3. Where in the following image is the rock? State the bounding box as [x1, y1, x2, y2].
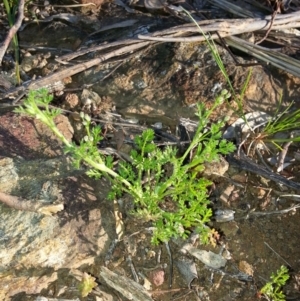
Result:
[149, 269, 165, 287]
[0, 113, 115, 300]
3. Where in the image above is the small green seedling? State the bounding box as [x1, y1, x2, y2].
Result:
[259, 266, 290, 301]
[15, 88, 235, 244]
[242, 97, 300, 157]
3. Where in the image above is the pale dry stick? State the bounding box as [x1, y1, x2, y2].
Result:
[264, 241, 292, 267]
[249, 203, 300, 217]
[164, 242, 173, 288]
[150, 287, 187, 296]
[126, 255, 139, 283]
[19, 44, 72, 54]
[99, 266, 153, 301]
[27, 42, 152, 91]
[138, 10, 300, 40]
[35, 298, 80, 301]
[0, 0, 25, 64]
[170, 11, 300, 33]
[275, 194, 300, 202]
[138, 20, 300, 43]
[172, 290, 194, 301]
[253, 188, 300, 202]
[277, 139, 293, 172]
[279, 194, 300, 198]
[0, 191, 63, 215]
[35, 3, 96, 7]
[52, 13, 300, 62]
[1, 40, 155, 101]
[113, 199, 124, 241]
[58, 39, 149, 62]
[87, 19, 138, 38]
[245, 135, 256, 156]
[137, 7, 300, 76]
[100, 61, 125, 82]
[206, 0, 300, 52]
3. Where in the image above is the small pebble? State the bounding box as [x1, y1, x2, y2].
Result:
[149, 269, 165, 286]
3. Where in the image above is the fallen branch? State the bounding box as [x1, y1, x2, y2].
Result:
[138, 10, 300, 41]
[0, 191, 64, 215]
[249, 203, 300, 216]
[226, 153, 300, 191]
[2, 8, 300, 101]
[1, 40, 155, 101]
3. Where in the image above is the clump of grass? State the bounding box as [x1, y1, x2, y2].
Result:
[261, 100, 300, 146]
[3, 0, 21, 84]
[15, 88, 235, 244]
[242, 96, 300, 156]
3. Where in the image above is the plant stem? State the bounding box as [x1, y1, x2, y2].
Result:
[84, 157, 132, 188]
[48, 119, 134, 190]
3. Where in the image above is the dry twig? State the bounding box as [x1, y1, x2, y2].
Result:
[255, 1, 280, 44]
[0, 191, 63, 215]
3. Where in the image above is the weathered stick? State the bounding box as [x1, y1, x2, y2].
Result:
[1, 40, 154, 101]
[0, 191, 64, 215]
[226, 154, 300, 191]
[100, 266, 153, 301]
[138, 11, 300, 41]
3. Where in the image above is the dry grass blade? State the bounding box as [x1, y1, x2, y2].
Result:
[225, 35, 300, 77]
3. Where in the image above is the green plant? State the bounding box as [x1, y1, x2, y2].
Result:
[242, 96, 300, 156]
[108, 92, 235, 244]
[14, 89, 130, 186]
[182, 8, 300, 153]
[259, 266, 290, 301]
[260, 100, 300, 146]
[15, 88, 235, 244]
[3, 0, 21, 84]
